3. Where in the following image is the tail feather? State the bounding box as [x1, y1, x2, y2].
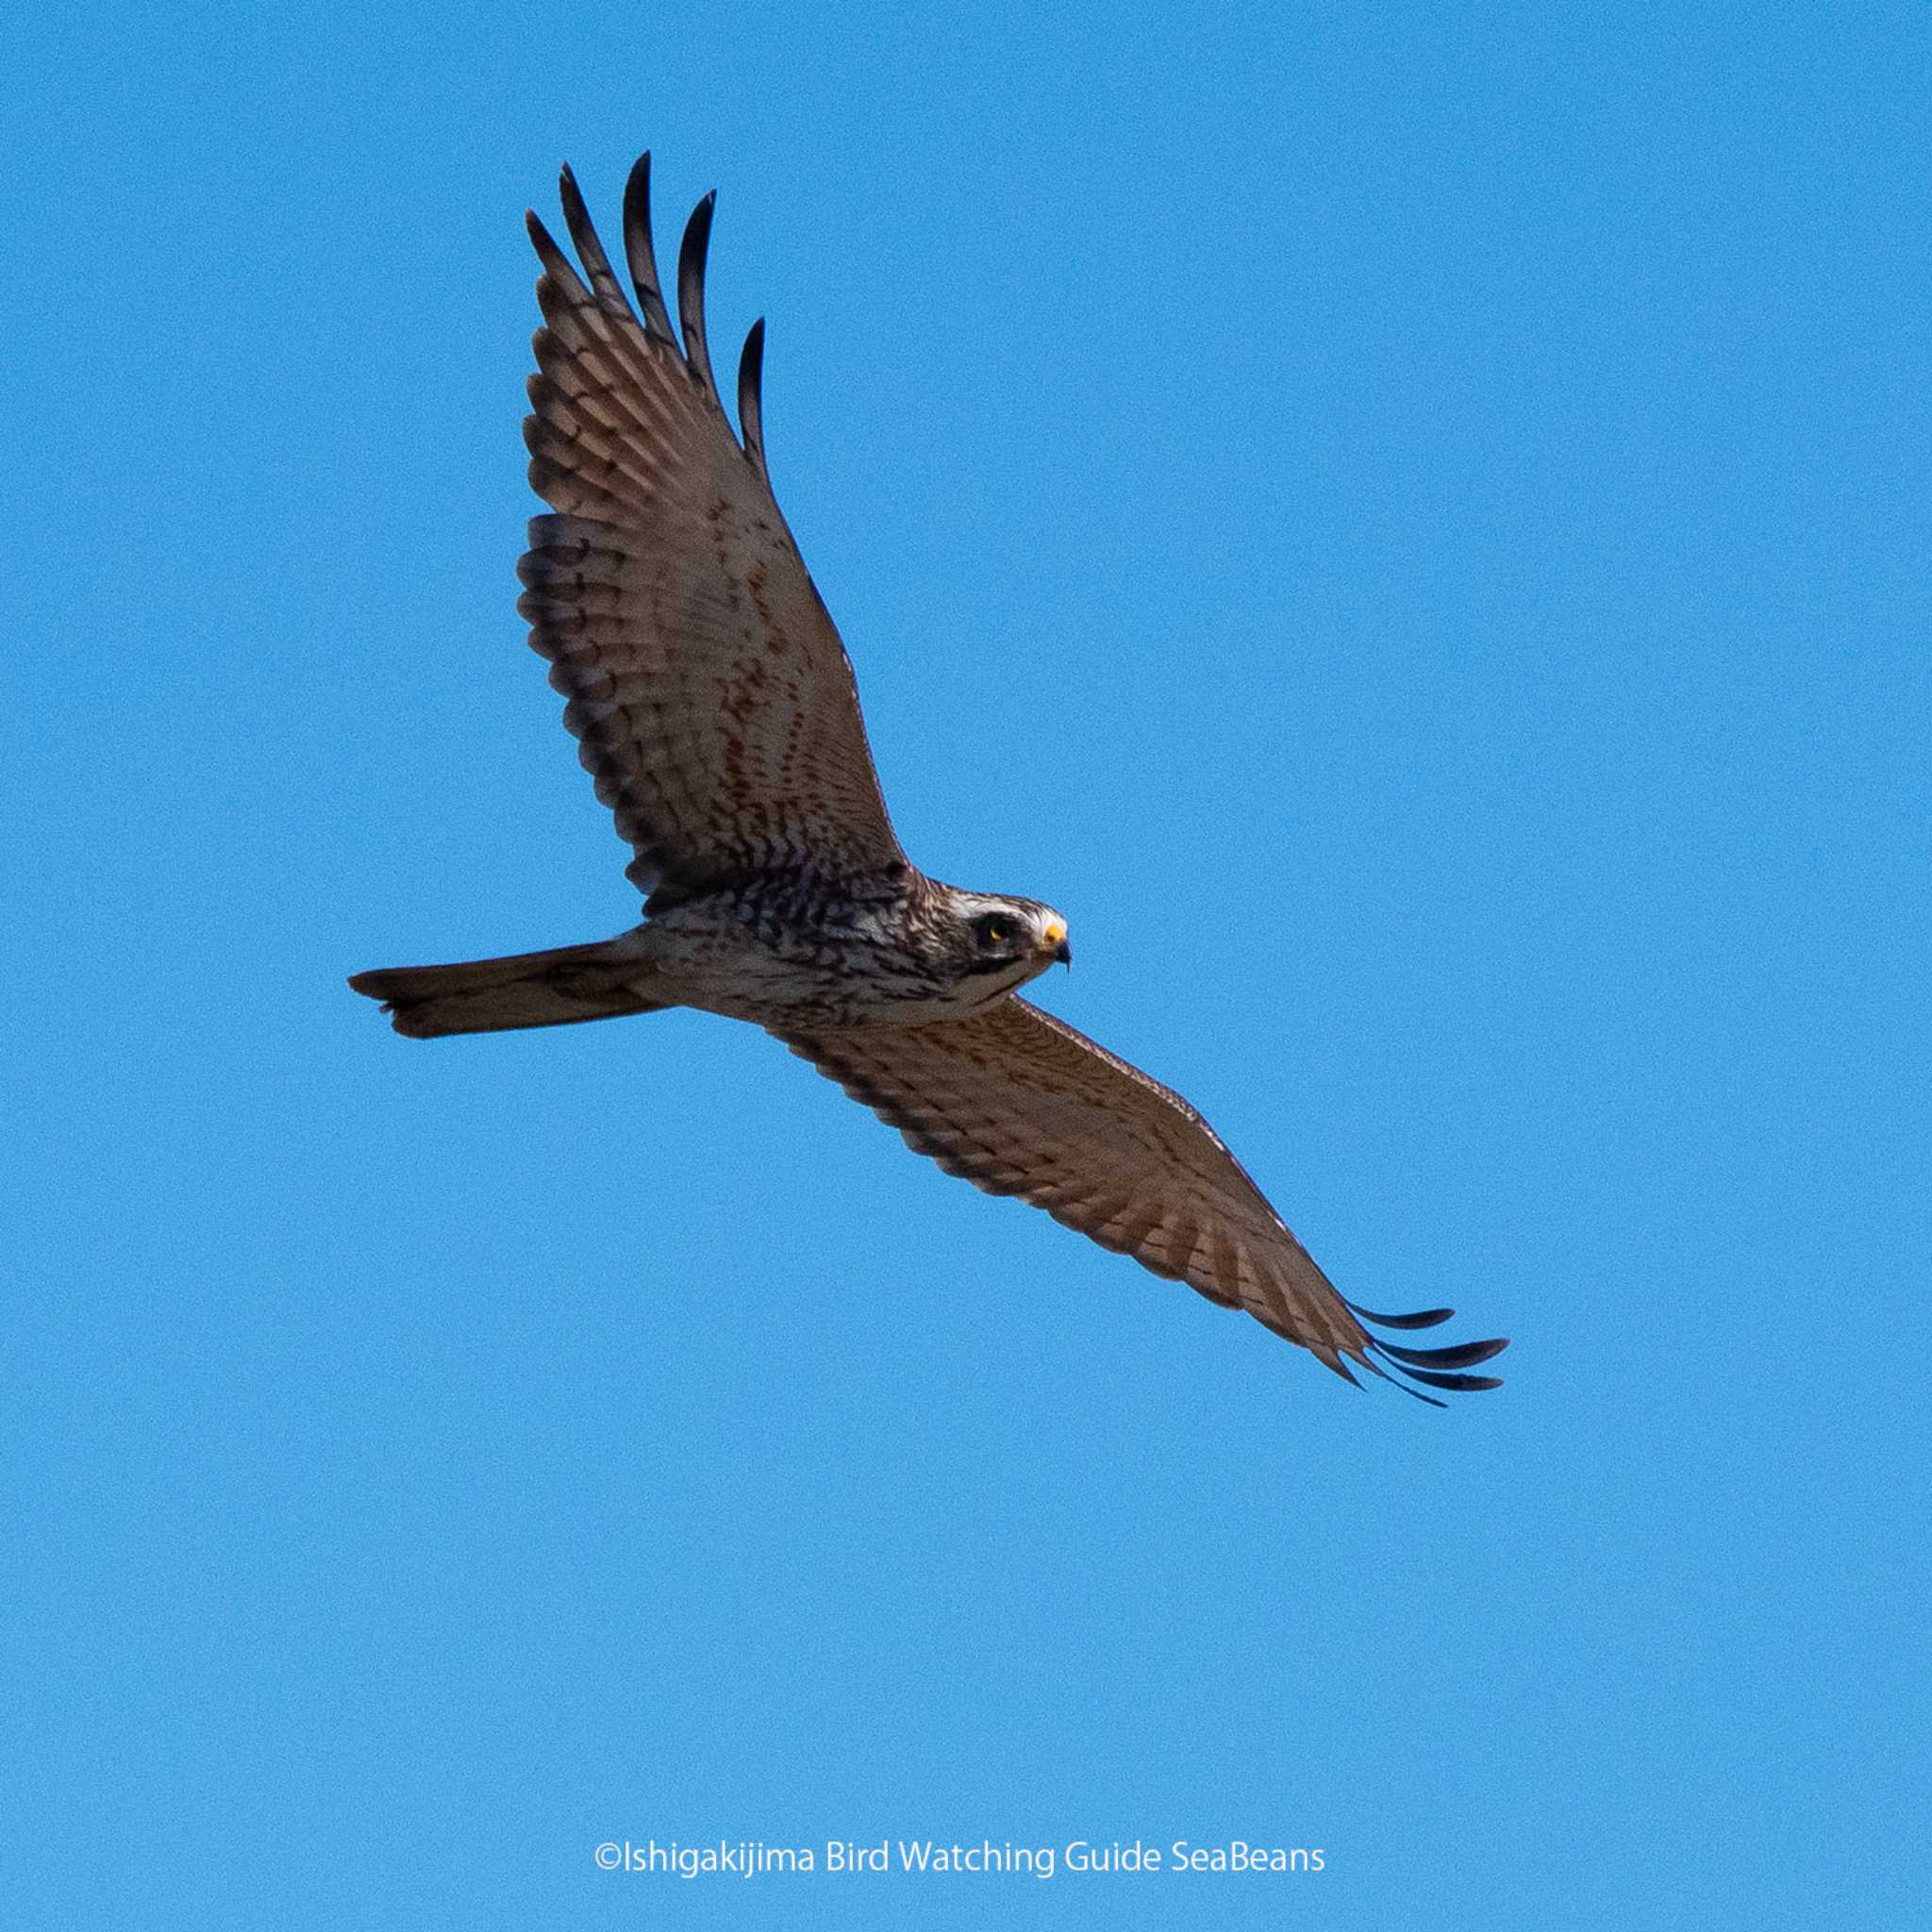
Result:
[348, 937, 665, 1039]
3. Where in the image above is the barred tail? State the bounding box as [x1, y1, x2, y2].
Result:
[348, 937, 666, 1040]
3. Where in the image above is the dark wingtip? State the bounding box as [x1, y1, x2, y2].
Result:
[738, 317, 768, 477]
[620, 150, 675, 340]
[1347, 1302, 1509, 1403]
[1356, 1353, 1450, 1407]
[1347, 1300, 1456, 1330]
[1378, 1336, 1510, 1372]
[1387, 1362, 1506, 1394]
[677, 191, 719, 396]
[525, 208, 586, 304]
[1368, 1339, 1507, 1398]
[556, 162, 634, 314]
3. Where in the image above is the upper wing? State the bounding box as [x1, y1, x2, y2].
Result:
[515, 156, 908, 901]
[779, 999, 1507, 1403]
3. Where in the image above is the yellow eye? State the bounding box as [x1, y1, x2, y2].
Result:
[975, 915, 1011, 947]
[986, 921, 1008, 943]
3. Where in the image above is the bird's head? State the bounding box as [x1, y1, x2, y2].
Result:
[939, 890, 1073, 994]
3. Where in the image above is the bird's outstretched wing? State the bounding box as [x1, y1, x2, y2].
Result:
[517, 157, 907, 901]
[779, 1000, 1507, 1402]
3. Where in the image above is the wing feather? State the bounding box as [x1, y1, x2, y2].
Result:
[620, 153, 678, 341]
[518, 158, 906, 898]
[780, 998, 1507, 1399]
[675, 192, 719, 396]
[737, 318, 769, 483]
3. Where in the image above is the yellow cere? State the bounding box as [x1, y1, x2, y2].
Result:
[1043, 917, 1067, 946]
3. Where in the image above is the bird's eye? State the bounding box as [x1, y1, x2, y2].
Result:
[975, 915, 1012, 947]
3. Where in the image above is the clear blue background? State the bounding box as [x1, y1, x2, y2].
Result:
[7, 4, 1926, 1926]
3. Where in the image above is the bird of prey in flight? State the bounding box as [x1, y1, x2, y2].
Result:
[349, 152, 1507, 1406]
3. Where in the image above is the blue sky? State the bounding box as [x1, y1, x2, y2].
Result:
[6, 4, 1926, 1926]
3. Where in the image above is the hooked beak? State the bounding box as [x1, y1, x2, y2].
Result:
[1053, 937, 1073, 968]
[1041, 916, 1072, 969]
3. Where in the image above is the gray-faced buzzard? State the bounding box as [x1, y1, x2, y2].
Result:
[350, 154, 1507, 1405]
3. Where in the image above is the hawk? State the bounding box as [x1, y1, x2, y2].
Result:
[350, 153, 1507, 1406]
